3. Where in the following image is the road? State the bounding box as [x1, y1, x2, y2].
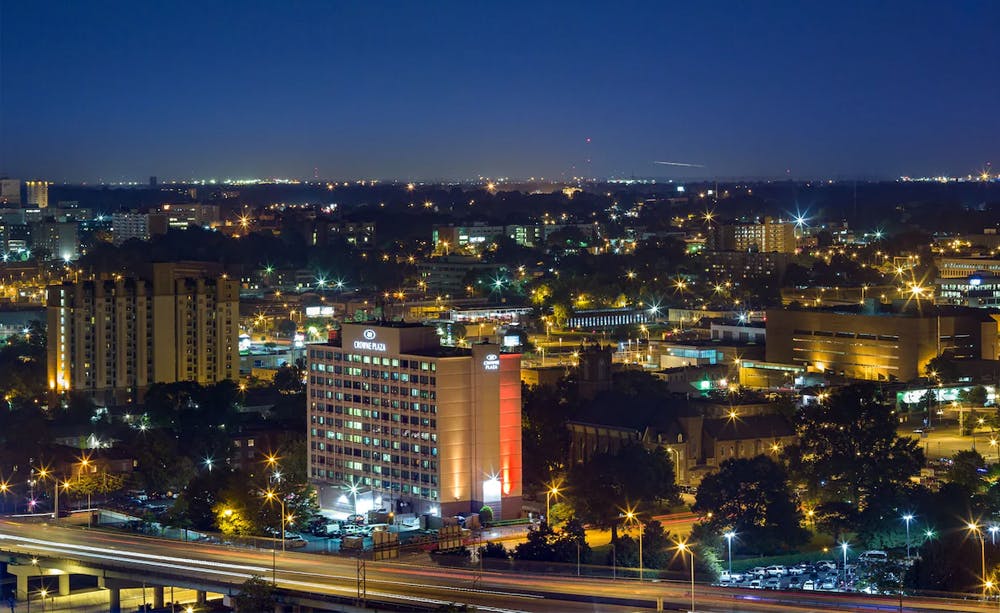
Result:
[1, 519, 996, 613]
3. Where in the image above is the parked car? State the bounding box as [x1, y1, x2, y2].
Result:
[816, 560, 837, 572]
[764, 565, 787, 577]
[719, 571, 745, 583]
[748, 579, 762, 589]
[788, 565, 806, 576]
[763, 577, 782, 590]
[802, 579, 816, 591]
[859, 550, 888, 564]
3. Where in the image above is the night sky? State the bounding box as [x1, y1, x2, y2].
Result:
[1, 1, 997, 182]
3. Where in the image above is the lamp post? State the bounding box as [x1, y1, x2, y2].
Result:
[990, 525, 999, 546]
[78, 455, 92, 527]
[34, 467, 55, 518]
[677, 540, 695, 613]
[723, 531, 735, 575]
[902, 514, 914, 560]
[986, 580, 1000, 613]
[0, 479, 9, 514]
[624, 509, 644, 582]
[545, 482, 560, 522]
[840, 542, 849, 589]
[991, 437, 1000, 463]
[264, 489, 286, 553]
[968, 522, 987, 599]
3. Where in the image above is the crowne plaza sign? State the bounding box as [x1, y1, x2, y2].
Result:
[353, 328, 387, 352]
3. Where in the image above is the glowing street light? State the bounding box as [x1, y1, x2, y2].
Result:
[902, 513, 914, 559]
[968, 522, 987, 598]
[840, 541, 849, 588]
[623, 506, 644, 582]
[264, 489, 286, 553]
[545, 481, 561, 521]
[723, 530, 736, 575]
[676, 539, 696, 613]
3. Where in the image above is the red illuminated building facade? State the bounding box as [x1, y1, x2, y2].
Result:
[306, 322, 522, 519]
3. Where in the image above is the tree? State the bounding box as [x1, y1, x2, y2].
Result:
[273, 364, 305, 395]
[276, 319, 298, 338]
[565, 444, 678, 542]
[175, 468, 232, 530]
[73, 471, 125, 499]
[479, 541, 509, 560]
[607, 535, 639, 568]
[213, 500, 255, 536]
[787, 384, 924, 512]
[512, 522, 557, 562]
[946, 449, 986, 494]
[232, 576, 275, 612]
[959, 385, 988, 408]
[639, 520, 672, 569]
[479, 505, 494, 526]
[511, 518, 591, 564]
[551, 517, 591, 564]
[925, 354, 959, 383]
[551, 302, 572, 329]
[694, 456, 809, 554]
[813, 500, 857, 543]
[521, 380, 576, 491]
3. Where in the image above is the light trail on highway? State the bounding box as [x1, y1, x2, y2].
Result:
[2, 519, 996, 613]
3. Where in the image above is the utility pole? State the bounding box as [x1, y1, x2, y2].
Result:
[356, 558, 366, 606]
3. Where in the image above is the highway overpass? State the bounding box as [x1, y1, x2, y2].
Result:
[0, 518, 996, 613]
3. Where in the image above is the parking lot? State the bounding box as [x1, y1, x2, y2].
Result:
[717, 553, 897, 594]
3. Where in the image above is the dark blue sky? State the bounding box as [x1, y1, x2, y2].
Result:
[1, 1, 997, 182]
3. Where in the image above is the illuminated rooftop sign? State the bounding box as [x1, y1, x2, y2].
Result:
[353, 328, 387, 352]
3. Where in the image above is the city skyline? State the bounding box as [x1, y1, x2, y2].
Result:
[2, 1, 998, 182]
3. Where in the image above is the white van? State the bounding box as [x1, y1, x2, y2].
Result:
[859, 550, 888, 563]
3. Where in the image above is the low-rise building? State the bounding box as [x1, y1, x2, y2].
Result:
[766, 302, 1000, 382]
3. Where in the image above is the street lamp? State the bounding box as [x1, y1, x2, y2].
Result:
[264, 489, 286, 553]
[968, 522, 987, 599]
[723, 530, 736, 575]
[840, 541, 849, 589]
[624, 507, 644, 582]
[77, 454, 93, 526]
[902, 514, 914, 560]
[676, 540, 696, 613]
[990, 525, 1000, 546]
[545, 481, 561, 522]
[0, 479, 9, 513]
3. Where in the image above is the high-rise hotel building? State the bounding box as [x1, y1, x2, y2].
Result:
[47, 262, 239, 404]
[307, 322, 522, 519]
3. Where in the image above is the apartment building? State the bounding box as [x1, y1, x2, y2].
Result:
[47, 262, 239, 404]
